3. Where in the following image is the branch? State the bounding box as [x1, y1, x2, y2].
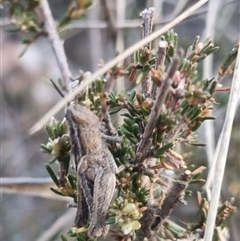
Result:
[40, 0, 72, 91]
[203, 45, 240, 241]
[0, 177, 70, 201]
[140, 7, 155, 97]
[136, 57, 179, 163]
[140, 7, 155, 50]
[100, 93, 118, 136]
[201, 0, 221, 175]
[136, 170, 192, 240]
[30, 0, 209, 134]
[101, 0, 117, 42]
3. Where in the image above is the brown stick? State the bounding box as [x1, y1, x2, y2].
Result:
[136, 57, 179, 163]
[136, 170, 192, 240]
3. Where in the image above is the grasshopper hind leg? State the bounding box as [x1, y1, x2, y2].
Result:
[88, 170, 116, 238]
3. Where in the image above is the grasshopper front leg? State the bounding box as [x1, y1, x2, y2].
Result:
[88, 169, 116, 238]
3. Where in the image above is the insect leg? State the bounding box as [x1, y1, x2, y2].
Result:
[88, 170, 116, 238]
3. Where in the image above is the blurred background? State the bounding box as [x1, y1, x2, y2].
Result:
[1, 0, 239, 240]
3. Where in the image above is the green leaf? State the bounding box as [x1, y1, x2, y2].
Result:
[50, 187, 64, 196]
[61, 234, 68, 241]
[40, 144, 52, 153]
[209, 80, 217, 95]
[109, 106, 121, 115]
[188, 142, 206, 147]
[62, 156, 70, 175]
[128, 90, 136, 102]
[105, 216, 117, 224]
[192, 35, 200, 49]
[181, 103, 190, 116]
[202, 116, 216, 121]
[155, 143, 174, 158]
[190, 179, 205, 184]
[191, 121, 202, 131]
[123, 118, 135, 127]
[45, 164, 60, 186]
[187, 106, 201, 120]
[45, 125, 54, 138]
[68, 174, 76, 190]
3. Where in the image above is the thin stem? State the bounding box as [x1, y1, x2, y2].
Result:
[136, 57, 179, 163]
[101, 0, 117, 42]
[49, 79, 65, 98]
[203, 45, 240, 241]
[100, 93, 118, 136]
[0, 177, 68, 200]
[136, 170, 192, 240]
[40, 0, 72, 91]
[140, 8, 155, 50]
[202, 0, 220, 176]
[140, 7, 155, 97]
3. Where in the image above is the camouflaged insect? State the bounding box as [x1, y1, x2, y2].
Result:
[66, 103, 118, 239]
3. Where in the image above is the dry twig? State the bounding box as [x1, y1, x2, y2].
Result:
[140, 7, 155, 97]
[136, 170, 192, 240]
[0, 177, 70, 201]
[203, 45, 240, 241]
[40, 0, 72, 91]
[136, 58, 179, 163]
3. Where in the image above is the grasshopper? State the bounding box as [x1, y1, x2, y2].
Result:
[67, 103, 119, 239]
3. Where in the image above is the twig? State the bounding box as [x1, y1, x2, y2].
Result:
[140, 8, 155, 50]
[30, 0, 210, 134]
[49, 79, 65, 98]
[0, 177, 70, 201]
[136, 58, 179, 163]
[100, 93, 118, 136]
[40, 0, 72, 91]
[201, 0, 222, 171]
[103, 111, 117, 136]
[101, 0, 117, 42]
[114, 0, 126, 126]
[88, 2, 103, 71]
[140, 7, 155, 97]
[203, 45, 240, 241]
[136, 170, 192, 240]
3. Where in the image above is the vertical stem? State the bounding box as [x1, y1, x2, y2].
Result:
[88, 2, 103, 71]
[203, 46, 240, 241]
[140, 7, 155, 50]
[202, 0, 220, 183]
[40, 0, 72, 91]
[140, 7, 155, 97]
[136, 58, 179, 162]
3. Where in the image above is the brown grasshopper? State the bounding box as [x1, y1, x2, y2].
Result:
[66, 103, 119, 239]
